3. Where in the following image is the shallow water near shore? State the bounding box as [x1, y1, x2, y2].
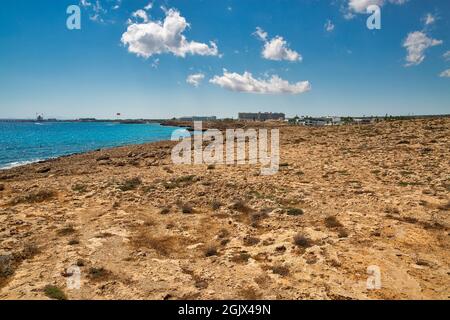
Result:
[0, 121, 181, 169]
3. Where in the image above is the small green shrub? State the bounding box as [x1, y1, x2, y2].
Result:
[286, 208, 304, 216]
[44, 285, 67, 300]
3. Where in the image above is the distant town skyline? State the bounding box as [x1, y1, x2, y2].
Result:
[0, 0, 449, 119]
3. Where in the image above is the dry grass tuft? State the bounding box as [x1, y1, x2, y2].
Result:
[271, 265, 290, 277]
[250, 210, 269, 223]
[57, 225, 76, 236]
[293, 233, 312, 248]
[164, 175, 197, 189]
[230, 252, 251, 264]
[211, 201, 222, 211]
[204, 245, 218, 257]
[1, 244, 39, 287]
[68, 239, 79, 245]
[338, 229, 349, 238]
[88, 267, 111, 281]
[181, 203, 194, 214]
[160, 207, 171, 215]
[131, 231, 192, 258]
[76, 259, 85, 267]
[10, 189, 56, 205]
[118, 177, 142, 191]
[71, 183, 87, 193]
[231, 200, 253, 214]
[243, 236, 260, 246]
[0, 255, 13, 278]
[324, 216, 343, 229]
[238, 287, 262, 300]
[217, 229, 230, 239]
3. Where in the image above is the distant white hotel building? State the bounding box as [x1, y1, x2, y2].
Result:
[294, 116, 342, 126]
[238, 112, 286, 121]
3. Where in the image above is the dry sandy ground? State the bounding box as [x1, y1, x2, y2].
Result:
[0, 118, 449, 300]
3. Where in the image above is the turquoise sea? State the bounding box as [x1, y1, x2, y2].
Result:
[0, 121, 182, 169]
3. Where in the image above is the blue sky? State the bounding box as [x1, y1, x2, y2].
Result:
[0, 0, 449, 119]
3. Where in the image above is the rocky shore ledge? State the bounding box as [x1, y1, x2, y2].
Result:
[0, 118, 448, 299]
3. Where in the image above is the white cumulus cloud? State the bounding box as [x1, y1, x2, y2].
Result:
[254, 27, 302, 62]
[346, 0, 408, 16]
[112, 0, 122, 10]
[254, 27, 268, 41]
[348, 0, 383, 13]
[132, 9, 148, 22]
[210, 70, 311, 95]
[186, 73, 205, 87]
[443, 51, 450, 61]
[324, 20, 335, 32]
[144, 2, 153, 10]
[439, 69, 450, 78]
[121, 8, 219, 59]
[80, 0, 92, 7]
[80, 0, 109, 23]
[423, 13, 436, 26]
[403, 31, 442, 66]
